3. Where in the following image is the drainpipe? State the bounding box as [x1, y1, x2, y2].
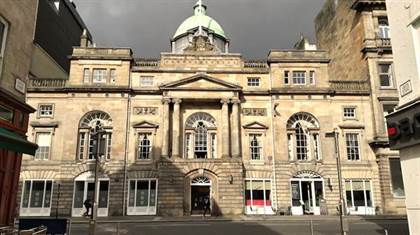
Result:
[122, 67, 132, 216]
[269, 66, 278, 212]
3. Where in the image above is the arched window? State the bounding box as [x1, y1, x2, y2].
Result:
[185, 112, 217, 159]
[77, 111, 112, 160]
[287, 113, 321, 161]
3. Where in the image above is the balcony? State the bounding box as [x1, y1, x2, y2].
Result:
[376, 37, 392, 48]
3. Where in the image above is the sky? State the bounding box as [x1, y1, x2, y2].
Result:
[72, 0, 326, 59]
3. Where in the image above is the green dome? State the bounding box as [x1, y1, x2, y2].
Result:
[173, 1, 226, 39]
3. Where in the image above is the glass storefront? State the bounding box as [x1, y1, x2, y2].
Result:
[245, 179, 274, 215]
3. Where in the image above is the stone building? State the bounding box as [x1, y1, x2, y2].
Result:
[385, 0, 420, 233]
[315, 0, 405, 214]
[0, 0, 38, 227]
[21, 0, 395, 217]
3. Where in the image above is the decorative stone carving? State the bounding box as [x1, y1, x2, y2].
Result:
[184, 35, 215, 52]
[134, 107, 158, 115]
[242, 108, 267, 116]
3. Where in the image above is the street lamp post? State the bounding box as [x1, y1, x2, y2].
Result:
[325, 129, 347, 235]
[89, 121, 105, 235]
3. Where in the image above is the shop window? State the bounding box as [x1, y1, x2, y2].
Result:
[389, 158, 405, 197]
[345, 179, 374, 215]
[20, 180, 53, 216]
[245, 179, 273, 214]
[127, 179, 157, 215]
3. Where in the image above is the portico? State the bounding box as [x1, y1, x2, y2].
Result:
[159, 74, 242, 159]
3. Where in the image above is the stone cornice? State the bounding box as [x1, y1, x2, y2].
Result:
[351, 0, 386, 11]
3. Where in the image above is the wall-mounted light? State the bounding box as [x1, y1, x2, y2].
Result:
[328, 178, 333, 191]
[229, 175, 234, 184]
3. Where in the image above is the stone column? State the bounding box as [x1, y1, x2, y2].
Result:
[231, 99, 241, 158]
[172, 98, 182, 158]
[221, 99, 230, 158]
[161, 98, 171, 158]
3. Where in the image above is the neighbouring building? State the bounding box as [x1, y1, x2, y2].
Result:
[385, 0, 420, 234]
[20, 0, 394, 218]
[315, 0, 406, 215]
[16, 0, 92, 219]
[0, 0, 38, 227]
[30, 0, 92, 80]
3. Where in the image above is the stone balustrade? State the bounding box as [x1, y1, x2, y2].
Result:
[28, 79, 67, 88]
[329, 80, 370, 91]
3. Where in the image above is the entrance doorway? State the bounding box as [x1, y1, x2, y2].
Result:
[72, 172, 109, 217]
[291, 176, 324, 215]
[190, 176, 211, 215]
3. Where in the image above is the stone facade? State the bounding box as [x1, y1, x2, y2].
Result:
[315, 0, 405, 214]
[0, 0, 37, 227]
[18, 0, 401, 218]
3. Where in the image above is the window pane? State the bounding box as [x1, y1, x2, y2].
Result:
[92, 69, 107, 83]
[296, 124, 308, 160]
[128, 181, 135, 207]
[291, 181, 301, 206]
[293, 71, 306, 84]
[136, 181, 148, 207]
[35, 132, 51, 160]
[389, 158, 405, 196]
[44, 181, 52, 207]
[73, 181, 84, 208]
[30, 181, 45, 208]
[346, 190, 353, 207]
[22, 181, 31, 208]
[150, 180, 156, 207]
[98, 181, 109, 208]
[353, 190, 365, 207]
[380, 75, 391, 87]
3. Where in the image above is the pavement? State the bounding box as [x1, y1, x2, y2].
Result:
[68, 214, 407, 224]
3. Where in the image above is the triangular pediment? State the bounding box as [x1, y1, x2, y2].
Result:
[243, 121, 269, 130]
[160, 73, 242, 91]
[132, 121, 159, 129]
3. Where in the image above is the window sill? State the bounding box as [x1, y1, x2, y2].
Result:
[250, 160, 265, 165]
[135, 159, 153, 164]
